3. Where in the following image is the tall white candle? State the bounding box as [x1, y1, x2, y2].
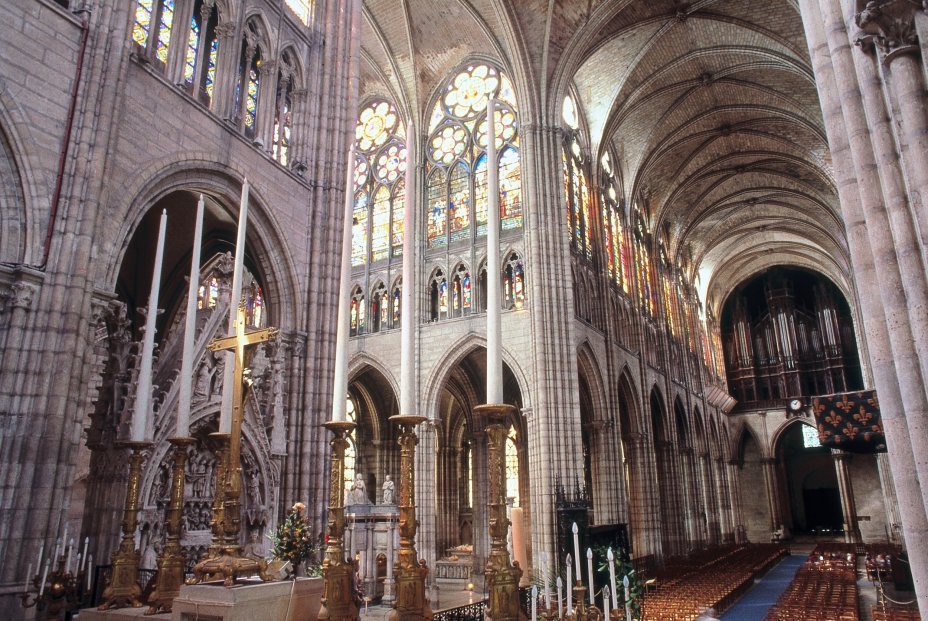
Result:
[566, 555, 573, 614]
[331, 148, 355, 422]
[87, 554, 93, 590]
[571, 523, 581, 579]
[542, 551, 552, 609]
[607, 547, 618, 611]
[587, 548, 595, 605]
[220, 180, 249, 433]
[25, 562, 32, 589]
[604, 586, 610, 619]
[531, 585, 537, 621]
[400, 124, 416, 416]
[53, 538, 61, 565]
[623, 574, 631, 621]
[80, 537, 89, 572]
[177, 194, 205, 436]
[556, 575, 563, 619]
[35, 542, 44, 576]
[39, 560, 49, 597]
[66, 538, 73, 574]
[485, 97, 503, 404]
[132, 209, 168, 442]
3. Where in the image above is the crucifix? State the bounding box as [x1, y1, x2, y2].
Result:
[191, 304, 277, 586]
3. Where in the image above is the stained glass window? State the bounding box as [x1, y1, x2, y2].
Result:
[634, 212, 655, 316]
[196, 265, 266, 325]
[380, 290, 389, 327]
[601, 151, 629, 293]
[184, 13, 199, 83]
[204, 36, 218, 100]
[505, 429, 519, 505]
[344, 396, 357, 491]
[156, 0, 174, 64]
[351, 193, 368, 266]
[439, 280, 449, 316]
[371, 186, 390, 262]
[391, 179, 405, 257]
[802, 424, 821, 448]
[563, 95, 597, 261]
[244, 67, 259, 134]
[430, 271, 447, 321]
[451, 265, 471, 317]
[392, 283, 401, 325]
[449, 164, 470, 243]
[504, 253, 526, 310]
[427, 169, 448, 248]
[133, 0, 154, 48]
[197, 277, 219, 309]
[284, 0, 312, 25]
[350, 288, 365, 335]
[424, 62, 521, 292]
[351, 99, 406, 272]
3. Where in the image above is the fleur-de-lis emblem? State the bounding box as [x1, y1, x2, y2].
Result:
[854, 406, 873, 426]
[835, 395, 855, 413]
[818, 424, 832, 439]
[843, 421, 859, 440]
[812, 398, 826, 416]
[825, 409, 843, 426]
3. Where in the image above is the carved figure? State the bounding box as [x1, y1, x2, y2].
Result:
[349, 473, 370, 505]
[382, 475, 395, 504]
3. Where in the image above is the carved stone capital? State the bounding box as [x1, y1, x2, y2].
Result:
[855, 0, 920, 60]
[215, 21, 237, 40]
[10, 281, 37, 309]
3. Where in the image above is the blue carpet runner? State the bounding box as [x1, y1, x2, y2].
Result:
[719, 554, 806, 621]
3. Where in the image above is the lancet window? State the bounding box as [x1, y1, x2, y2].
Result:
[601, 151, 629, 293]
[429, 270, 449, 322]
[351, 100, 407, 267]
[272, 50, 298, 166]
[183, 1, 219, 105]
[350, 287, 365, 336]
[132, 0, 176, 66]
[344, 395, 358, 491]
[451, 265, 472, 318]
[562, 96, 594, 261]
[505, 427, 520, 506]
[633, 208, 656, 317]
[503, 253, 525, 310]
[196, 264, 267, 328]
[370, 282, 388, 333]
[392, 280, 402, 326]
[235, 23, 263, 138]
[660, 243, 681, 339]
[425, 63, 522, 251]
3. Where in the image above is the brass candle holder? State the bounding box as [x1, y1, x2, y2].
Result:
[562, 583, 605, 621]
[21, 555, 88, 620]
[318, 420, 361, 621]
[388, 414, 432, 621]
[99, 440, 151, 609]
[475, 403, 526, 621]
[146, 436, 195, 614]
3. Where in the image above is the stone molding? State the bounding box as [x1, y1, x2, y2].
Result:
[856, 0, 921, 61]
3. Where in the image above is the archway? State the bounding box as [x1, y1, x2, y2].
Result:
[345, 363, 400, 503]
[775, 421, 842, 536]
[433, 347, 527, 578]
[650, 388, 683, 556]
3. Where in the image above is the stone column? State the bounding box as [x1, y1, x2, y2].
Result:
[877, 453, 903, 543]
[832, 451, 861, 543]
[701, 453, 720, 544]
[727, 460, 746, 544]
[760, 458, 783, 537]
[623, 434, 661, 558]
[210, 20, 239, 119]
[256, 60, 279, 151]
[166, 0, 194, 83]
[798, 2, 928, 613]
[471, 429, 489, 580]
[289, 88, 310, 169]
[715, 457, 733, 543]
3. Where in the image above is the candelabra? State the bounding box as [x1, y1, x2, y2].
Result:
[318, 420, 361, 621]
[146, 436, 195, 614]
[21, 555, 90, 620]
[476, 403, 526, 621]
[388, 414, 432, 621]
[99, 440, 150, 609]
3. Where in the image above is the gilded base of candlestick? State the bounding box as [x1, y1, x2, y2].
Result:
[191, 552, 273, 587]
[388, 415, 433, 621]
[475, 403, 526, 621]
[563, 584, 604, 621]
[146, 437, 195, 614]
[319, 420, 361, 621]
[100, 441, 151, 610]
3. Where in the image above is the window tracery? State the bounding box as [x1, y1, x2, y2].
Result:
[196, 265, 267, 328]
[451, 264, 472, 318]
[371, 282, 387, 333]
[426, 63, 522, 250]
[600, 151, 630, 294]
[503, 253, 525, 310]
[632, 207, 656, 317]
[351, 99, 406, 267]
[350, 287, 365, 336]
[429, 270, 448, 322]
[562, 95, 593, 260]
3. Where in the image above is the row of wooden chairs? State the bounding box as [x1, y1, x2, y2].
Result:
[764, 549, 859, 621]
[640, 544, 787, 621]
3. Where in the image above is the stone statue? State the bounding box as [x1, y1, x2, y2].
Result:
[382, 475, 395, 504]
[243, 530, 264, 559]
[349, 473, 370, 505]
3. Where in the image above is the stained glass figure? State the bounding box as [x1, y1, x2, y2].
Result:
[499, 147, 522, 230]
[381, 290, 389, 328]
[505, 429, 519, 505]
[184, 13, 199, 83]
[352, 193, 368, 266]
[204, 37, 218, 100]
[244, 67, 259, 134]
[427, 168, 448, 248]
[463, 274, 472, 310]
[439, 280, 449, 316]
[475, 155, 488, 236]
[449, 164, 471, 243]
[391, 179, 405, 257]
[392, 284, 401, 325]
[371, 186, 390, 262]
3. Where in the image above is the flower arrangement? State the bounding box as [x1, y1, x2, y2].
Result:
[270, 502, 321, 576]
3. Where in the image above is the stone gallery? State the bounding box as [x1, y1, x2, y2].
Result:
[1, 0, 928, 619]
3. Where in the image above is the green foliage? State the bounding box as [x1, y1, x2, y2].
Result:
[592, 544, 644, 620]
[270, 502, 322, 576]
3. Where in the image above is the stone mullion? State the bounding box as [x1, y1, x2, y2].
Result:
[832, 451, 861, 543]
[821, 0, 928, 525]
[289, 88, 309, 166]
[255, 61, 279, 151]
[714, 457, 732, 543]
[701, 453, 720, 544]
[799, 4, 928, 611]
[519, 121, 583, 571]
[165, 0, 194, 84]
[759, 458, 782, 536]
[727, 460, 746, 543]
[686, 448, 704, 548]
[0, 0, 135, 598]
[210, 20, 240, 119]
[624, 435, 659, 558]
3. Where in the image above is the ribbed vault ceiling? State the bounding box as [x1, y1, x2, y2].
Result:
[359, 0, 850, 316]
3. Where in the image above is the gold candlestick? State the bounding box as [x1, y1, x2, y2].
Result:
[318, 420, 361, 621]
[388, 414, 432, 621]
[99, 441, 150, 609]
[21, 555, 84, 621]
[475, 404, 526, 621]
[146, 436, 195, 614]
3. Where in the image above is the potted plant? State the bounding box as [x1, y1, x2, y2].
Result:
[270, 502, 321, 578]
